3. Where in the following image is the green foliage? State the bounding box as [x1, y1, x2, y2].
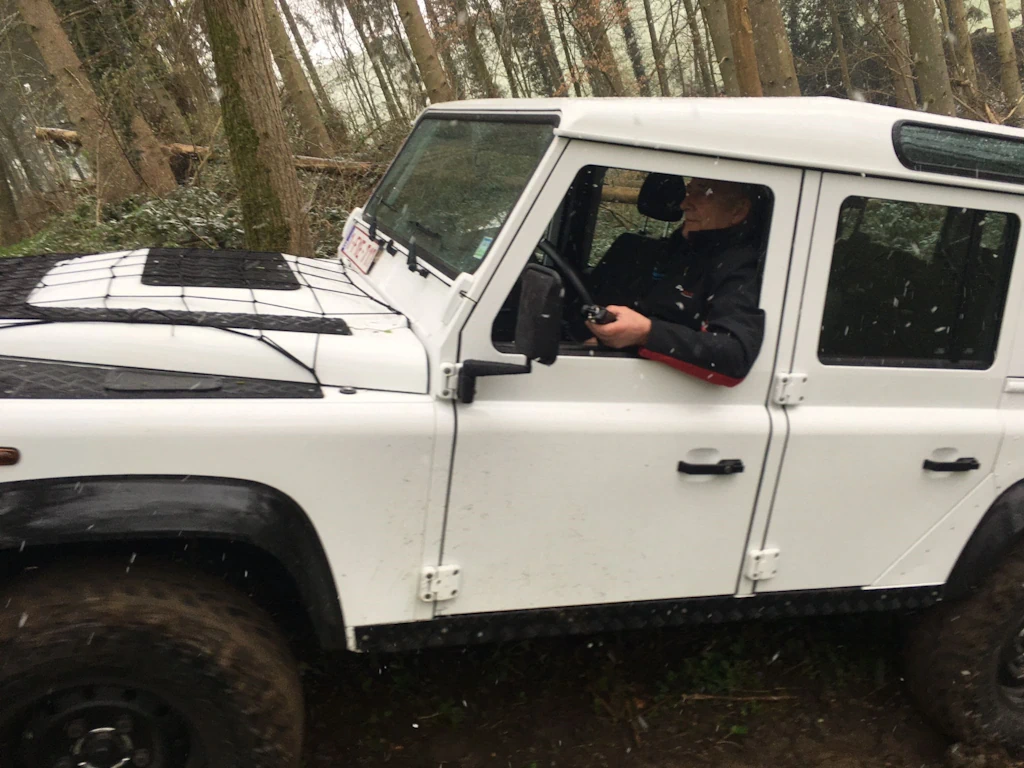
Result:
[1, 161, 377, 260]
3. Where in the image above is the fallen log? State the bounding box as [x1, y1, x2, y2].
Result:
[35, 127, 375, 176]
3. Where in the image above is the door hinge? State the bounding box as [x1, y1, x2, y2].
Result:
[772, 373, 807, 406]
[745, 548, 780, 581]
[419, 565, 461, 602]
[438, 363, 461, 400]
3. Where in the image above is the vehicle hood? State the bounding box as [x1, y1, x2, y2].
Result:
[0, 249, 427, 393]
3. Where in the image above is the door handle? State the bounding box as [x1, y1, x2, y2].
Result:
[677, 459, 745, 475]
[923, 457, 980, 472]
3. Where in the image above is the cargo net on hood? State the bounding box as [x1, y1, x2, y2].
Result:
[0, 249, 403, 384]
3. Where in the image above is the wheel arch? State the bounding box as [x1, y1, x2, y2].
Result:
[945, 477, 1024, 600]
[0, 475, 346, 650]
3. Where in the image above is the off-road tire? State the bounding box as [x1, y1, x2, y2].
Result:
[905, 539, 1024, 752]
[0, 561, 304, 767]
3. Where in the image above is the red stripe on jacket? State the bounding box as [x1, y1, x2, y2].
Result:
[638, 348, 744, 387]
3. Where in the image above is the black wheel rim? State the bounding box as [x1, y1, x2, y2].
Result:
[998, 619, 1024, 709]
[2, 683, 202, 768]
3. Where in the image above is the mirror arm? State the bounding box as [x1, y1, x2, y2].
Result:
[457, 359, 532, 404]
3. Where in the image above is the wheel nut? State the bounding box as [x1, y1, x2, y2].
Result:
[65, 719, 85, 739]
[133, 748, 151, 767]
[116, 714, 133, 733]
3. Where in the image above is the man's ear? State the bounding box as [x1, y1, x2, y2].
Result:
[730, 198, 752, 226]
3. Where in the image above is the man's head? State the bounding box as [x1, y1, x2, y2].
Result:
[680, 178, 752, 237]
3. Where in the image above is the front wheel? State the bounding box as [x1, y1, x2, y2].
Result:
[905, 540, 1024, 752]
[0, 561, 304, 768]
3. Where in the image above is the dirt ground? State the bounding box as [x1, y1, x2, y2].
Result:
[300, 614, 1022, 768]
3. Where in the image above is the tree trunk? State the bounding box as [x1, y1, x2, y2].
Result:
[947, 0, 980, 94]
[277, 0, 348, 144]
[521, 0, 567, 96]
[568, 0, 627, 95]
[395, 0, 455, 103]
[424, 0, 466, 98]
[903, 0, 955, 115]
[344, 0, 404, 121]
[935, 0, 959, 76]
[682, 0, 715, 95]
[878, 0, 916, 109]
[989, 0, 1023, 110]
[14, 0, 174, 202]
[613, 0, 650, 95]
[263, 0, 334, 156]
[203, 0, 313, 255]
[0, 114, 43, 193]
[827, 0, 854, 97]
[724, 0, 763, 95]
[641, 0, 670, 95]
[0, 144, 27, 246]
[667, 0, 689, 93]
[553, 0, 584, 95]
[747, 0, 799, 95]
[453, 0, 500, 96]
[479, 1, 522, 96]
[698, 0, 741, 95]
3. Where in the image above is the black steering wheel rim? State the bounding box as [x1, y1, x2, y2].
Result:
[535, 238, 599, 343]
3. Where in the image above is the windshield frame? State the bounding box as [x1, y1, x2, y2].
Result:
[362, 111, 560, 280]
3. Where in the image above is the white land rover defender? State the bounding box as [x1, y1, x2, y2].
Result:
[2, 97, 1024, 766]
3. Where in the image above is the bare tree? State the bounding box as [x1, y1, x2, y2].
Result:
[15, 0, 174, 201]
[613, 0, 650, 95]
[989, 0, 1023, 112]
[902, 0, 955, 115]
[877, 0, 916, 109]
[947, 0, 980, 98]
[263, 0, 334, 157]
[277, 0, 349, 143]
[724, 0, 763, 95]
[453, 0, 499, 97]
[827, 0, 853, 96]
[520, 0, 567, 96]
[0, 143, 26, 246]
[641, 0, 670, 95]
[748, 0, 799, 95]
[698, 0, 741, 95]
[203, 0, 313, 255]
[566, 0, 627, 95]
[396, 0, 455, 103]
[682, 0, 715, 95]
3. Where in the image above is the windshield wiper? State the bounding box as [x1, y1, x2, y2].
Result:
[406, 237, 428, 277]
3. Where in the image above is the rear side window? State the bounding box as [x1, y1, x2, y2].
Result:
[819, 196, 1018, 368]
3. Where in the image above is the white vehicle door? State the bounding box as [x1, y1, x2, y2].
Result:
[438, 141, 804, 616]
[759, 173, 1024, 593]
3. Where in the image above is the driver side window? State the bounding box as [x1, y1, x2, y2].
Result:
[491, 164, 773, 354]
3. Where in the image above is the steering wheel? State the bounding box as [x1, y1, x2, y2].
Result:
[535, 239, 614, 340]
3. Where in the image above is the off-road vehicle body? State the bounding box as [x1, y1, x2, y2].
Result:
[3, 97, 1024, 765]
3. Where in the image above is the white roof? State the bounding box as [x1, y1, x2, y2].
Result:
[427, 97, 1024, 192]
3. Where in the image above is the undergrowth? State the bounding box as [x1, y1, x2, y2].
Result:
[3, 154, 385, 260]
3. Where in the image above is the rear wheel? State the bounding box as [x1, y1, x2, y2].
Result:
[905, 540, 1024, 752]
[0, 562, 304, 768]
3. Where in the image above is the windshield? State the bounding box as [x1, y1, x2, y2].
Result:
[363, 116, 556, 277]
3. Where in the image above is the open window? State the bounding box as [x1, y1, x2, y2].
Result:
[491, 165, 774, 354]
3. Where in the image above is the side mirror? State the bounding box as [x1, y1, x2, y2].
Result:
[515, 264, 563, 365]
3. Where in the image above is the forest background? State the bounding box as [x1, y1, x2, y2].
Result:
[1, 0, 1023, 257]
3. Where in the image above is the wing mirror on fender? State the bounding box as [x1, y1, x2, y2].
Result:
[457, 264, 563, 404]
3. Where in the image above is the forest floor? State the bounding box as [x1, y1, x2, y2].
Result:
[300, 614, 1020, 768]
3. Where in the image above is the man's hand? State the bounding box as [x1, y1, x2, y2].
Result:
[585, 305, 652, 349]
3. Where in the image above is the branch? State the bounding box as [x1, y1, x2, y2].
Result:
[34, 127, 377, 176]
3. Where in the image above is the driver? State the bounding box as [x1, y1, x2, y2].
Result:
[585, 177, 764, 387]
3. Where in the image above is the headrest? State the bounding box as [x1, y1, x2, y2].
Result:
[637, 173, 686, 222]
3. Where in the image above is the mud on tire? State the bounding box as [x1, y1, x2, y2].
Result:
[0, 561, 304, 768]
[905, 539, 1024, 753]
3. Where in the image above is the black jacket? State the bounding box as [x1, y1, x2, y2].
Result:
[591, 223, 764, 385]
